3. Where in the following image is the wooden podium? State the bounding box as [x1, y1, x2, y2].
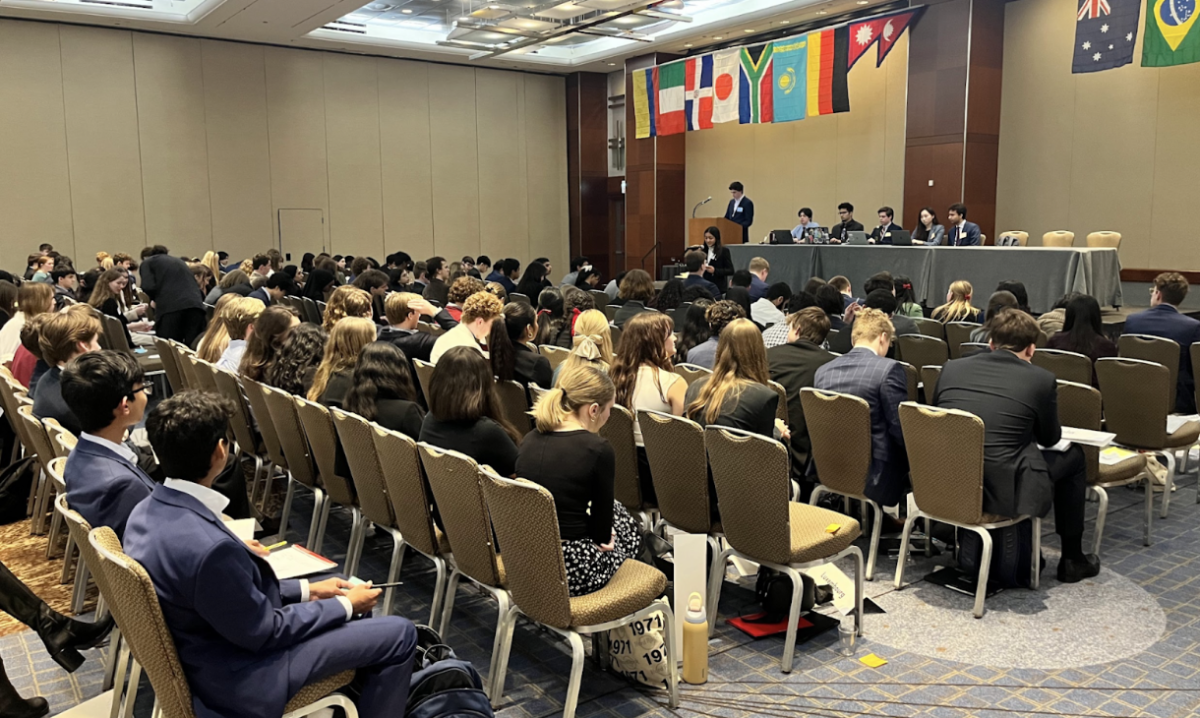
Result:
[688, 217, 745, 247]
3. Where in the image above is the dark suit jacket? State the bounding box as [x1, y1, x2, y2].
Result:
[814, 347, 909, 506]
[1123, 303, 1200, 413]
[513, 344, 553, 389]
[247, 288, 272, 306]
[868, 222, 902, 245]
[423, 278, 450, 306]
[683, 274, 720, 299]
[614, 301, 655, 329]
[946, 221, 982, 247]
[140, 254, 205, 316]
[32, 367, 81, 436]
[830, 220, 865, 242]
[64, 438, 158, 538]
[705, 246, 735, 294]
[375, 309, 458, 365]
[684, 380, 778, 438]
[768, 339, 837, 468]
[373, 397, 424, 439]
[724, 197, 754, 243]
[125, 485, 346, 718]
[934, 350, 1060, 518]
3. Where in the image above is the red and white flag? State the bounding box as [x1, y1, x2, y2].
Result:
[711, 49, 740, 124]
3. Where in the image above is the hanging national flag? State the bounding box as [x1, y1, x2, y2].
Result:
[711, 49, 741, 124]
[1143, 0, 1200, 67]
[655, 61, 687, 135]
[806, 26, 850, 117]
[772, 36, 809, 123]
[631, 67, 655, 138]
[1073, 0, 1138, 72]
[739, 44, 774, 123]
[685, 54, 714, 131]
[847, 18, 887, 69]
[875, 8, 924, 66]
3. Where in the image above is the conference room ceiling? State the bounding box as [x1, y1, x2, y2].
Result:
[0, 0, 889, 72]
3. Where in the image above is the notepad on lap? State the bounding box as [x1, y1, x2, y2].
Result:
[264, 545, 337, 580]
[1060, 426, 1116, 448]
[1166, 415, 1200, 434]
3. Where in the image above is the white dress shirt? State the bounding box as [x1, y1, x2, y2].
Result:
[751, 298, 787, 327]
[79, 433, 139, 464]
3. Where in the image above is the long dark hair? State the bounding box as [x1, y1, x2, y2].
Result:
[1063, 294, 1104, 356]
[651, 279, 684, 311]
[490, 302, 537, 382]
[894, 276, 918, 306]
[674, 301, 713, 364]
[704, 225, 723, 254]
[913, 207, 939, 243]
[239, 306, 299, 382]
[301, 269, 335, 301]
[535, 287, 567, 345]
[265, 323, 326, 395]
[342, 342, 418, 421]
[514, 262, 548, 299]
[427, 346, 521, 443]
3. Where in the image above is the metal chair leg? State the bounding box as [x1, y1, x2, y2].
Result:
[382, 530, 406, 617]
[1160, 450, 1176, 519]
[972, 527, 994, 619]
[1090, 486, 1108, 556]
[893, 514, 919, 589]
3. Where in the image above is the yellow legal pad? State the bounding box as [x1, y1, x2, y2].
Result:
[860, 653, 888, 668]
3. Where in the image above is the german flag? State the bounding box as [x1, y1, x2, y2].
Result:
[805, 25, 850, 117]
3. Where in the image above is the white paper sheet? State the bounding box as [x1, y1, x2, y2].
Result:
[1166, 415, 1200, 434]
[223, 518, 257, 542]
[264, 546, 337, 580]
[1060, 426, 1116, 448]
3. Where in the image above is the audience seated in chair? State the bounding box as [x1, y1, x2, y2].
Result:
[1, 282, 54, 370]
[342, 342, 424, 440]
[266, 323, 327, 397]
[308, 317, 377, 407]
[932, 280, 984, 324]
[970, 291, 1019, 344]
[1047, 294, 1117, 386]
[762, 292, 818, 350]
[490, 301, 554, 389]
[681, 250, 720, 300]
[768, 307, 836, 481]
[934, 308, 1100, 583]
[686, 300, 745, 370]
[430, 291, 502, 364]
[612, 269, 657, 328]
[685, 318, 781, 439]
[238, 306, 301, 383]
[216, 297, 264, 373]
[1122, 272, 1200, 413]
[814, 308, 909, 508]
[124, 391, 418, 718]
[376, 292, 458, 366]
[750, 282, 791, 329]
[551, 309, 612, 385]
[33, 306, 104, 437]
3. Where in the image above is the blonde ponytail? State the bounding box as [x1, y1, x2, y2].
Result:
[534, 364, 615, 433]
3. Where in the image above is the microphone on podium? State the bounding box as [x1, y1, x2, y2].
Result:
[691, 196, 712, 218]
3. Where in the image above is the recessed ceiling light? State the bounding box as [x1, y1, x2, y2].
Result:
[856, 0, 868, 4]
[459, 15, 469, 20]
[713, 35, 722, 39]
[401, 8, 413, 12]
[816, 9, 827, 14]
[684, 42, 693, 47]
[743, 28, 753, 32]
[607, 62, 616, 65]
[778, 20, 788, 24]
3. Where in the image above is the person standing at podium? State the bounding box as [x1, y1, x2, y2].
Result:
[702, 227, 735, 296]
[723, 181, 754, 244]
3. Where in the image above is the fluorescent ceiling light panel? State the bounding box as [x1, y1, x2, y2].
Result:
[535, 2, 590, 19]
[498, 16, 558, 31]
[574, 0, 641, 11]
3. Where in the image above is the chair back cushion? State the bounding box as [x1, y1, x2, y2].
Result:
[672, 364, 712, 388]
[187, 357, 220, 394]
[1096, 358, 1169, 449]
[898, 402, 987, 525]
[372, 427, 441, 557]
[800, 389, 871, 498]
[261, 385, 317, 487]
[1055, 380, 1101, 483]
[1118, 334, 1179, 415]
[295, 398, 356, 507]
[1042, 231, 1075, 247]
[418, 445, 503, 587]
[638, 410, 712, 533]
[911, 317, 944, 339]
[494, 380, 532, 434]
[1031, 349, 1093, 386]
[920, 365, 942, 399]
[213, 369, 260, 458]
[704, 427, 791, 564]
[897, 335, 949, 370]
[241, 378, 287, 468]
[44, 420, 77, 459]
[538, 345, 570, 371]
[330, 409, 393, 528]
[1086, 231, 1121, 248]
[175, 345, 201, 390]
[943, 323, 978, 360]
[597, 405, 645, 511]
[412, 359, 436, 407]
[154, 338, 185, 394]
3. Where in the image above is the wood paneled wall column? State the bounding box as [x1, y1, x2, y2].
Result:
[624, 53, 685, 277]
[566, 72, 611, 279]
[903, 0, 1005, 243]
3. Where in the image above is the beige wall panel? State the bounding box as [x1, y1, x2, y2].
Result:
[523, 73, 569, 274]
[685, 121, 755, 228]
[0, 21, 75, 257]
[790, 115, 840, 226]
[476, 68, 530, 265]
[133, 33, 212, 258]
[60, 26, 145, 261]
[323, 53, 384, 260]
[835, 62, 890, 224]
[750, 122, 798, 238]
[378, 59, 435, 261]
[201, 40, 274, 255]
[883, 35, 909, 220]
[428, 64, 481, 262]
[264, 47, 330, 254]
[1148, 64, 1200, 269]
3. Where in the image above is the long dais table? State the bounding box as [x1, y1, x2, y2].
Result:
[726, 244, 1124, 313]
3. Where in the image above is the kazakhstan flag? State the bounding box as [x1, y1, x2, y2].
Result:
[772, 36, 808, 123]
[1144, 0, 1200, 67]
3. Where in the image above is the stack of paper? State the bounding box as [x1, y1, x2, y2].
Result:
[264, 546, 337, 580]
[1099, 447, 1139, 466]
[1060, 426, 1116, 447]
[1166, 415, 1200, 434]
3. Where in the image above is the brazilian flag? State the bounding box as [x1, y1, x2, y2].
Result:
[1144, 0, 1200, 67]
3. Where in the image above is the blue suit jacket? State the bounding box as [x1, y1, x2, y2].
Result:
[946, 221, 981, 247]
[724, 197, 754, 243]
[814, 347, 909, 506]
[64, 439, 157, 539]
[247, 287, 272, 306]
[125, 485, 346, 718]
[1124, 304, 1200, 414]
[683, 274, 720, 299]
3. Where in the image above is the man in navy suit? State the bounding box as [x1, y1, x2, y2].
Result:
[813, 308, 909, 507]
[723, 181, 754, 244]
[945, 203, 981, 246]
[1124, 272, 1200, 414]
[125, 392, 417, 718]
[248, 273, 295, 307]
[868, 206, 904, 245]
[681, 250, 720, 299]
[60, 351, 156, 539]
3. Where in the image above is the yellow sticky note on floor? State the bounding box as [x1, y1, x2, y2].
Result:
[825, 523, 841, 534]
[860, 653, 887, 668]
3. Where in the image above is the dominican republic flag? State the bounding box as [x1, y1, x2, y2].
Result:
[685, 54, 714, 131]
[655, 61, 687, 135]
[711, 49, 741, 124]
[739, 44, 774, 123]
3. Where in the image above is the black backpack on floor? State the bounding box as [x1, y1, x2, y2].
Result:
[406, 626, 493, 718]
[0, 458, 38, 526]
[957, 522, 1039, 589]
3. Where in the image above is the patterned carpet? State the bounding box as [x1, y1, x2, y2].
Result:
[4, 457, 1200, 717]
[0, 517, 91, 638]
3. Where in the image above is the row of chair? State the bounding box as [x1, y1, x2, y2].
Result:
[997, 230, 1121, 248]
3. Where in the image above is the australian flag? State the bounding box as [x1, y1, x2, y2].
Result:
[1073, 0, 1141, 73]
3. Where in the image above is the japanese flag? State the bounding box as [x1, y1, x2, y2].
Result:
[711, 49, 740, 124]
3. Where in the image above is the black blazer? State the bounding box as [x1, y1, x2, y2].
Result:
[683, 379, 778, 438]
[704, 246, 735, 295]
[869, 222, 904, 245]
[140, 254, 204, 316]
[376, 309, 459, 365]
[767, 339, 837, 468]
[614, 301, 655, 329]
[422, 279, 450, 306]
[723, 197, 755, 243]
[513, 344, 553, 389]
[32, 367, 82, 436]
[830, 220, 865, 242]
[373, 397, 424, 440]
[933, 350, 1061, 518]
[99, 297, 135, 347]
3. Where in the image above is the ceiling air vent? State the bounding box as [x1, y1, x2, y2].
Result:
[79, 0, 155, 9]
[324, 20, 368, 33]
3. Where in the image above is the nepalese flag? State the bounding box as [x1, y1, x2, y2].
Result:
[875, 9, 924, 66]
[1074, 0, 1139, 72]
[631, 67, 655, 138]
[806, 26, 850, 117]
[711, 49, 741, 124]
[847, 18, 887, 69]
[771, 36, 809, 124]
[655, 61, 687, 136]
[739, 44, 774, 124]
[684, 54, 714, 131]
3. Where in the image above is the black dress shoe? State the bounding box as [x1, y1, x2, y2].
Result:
[0, 696, 49, 718]
[37, 606, 114, 673]
[1057, 554, 1100, 583]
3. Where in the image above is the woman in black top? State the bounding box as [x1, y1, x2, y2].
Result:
[685, 319, 781, 438]
[514, 262, 549, 301]
[702, 225, 735, 295]
[490, 302, 553, 389]
[516, 364, 641, 596]
[342, 342, 424, 439]
[266, 323, 326, 396]
[88, 269, 149, 347]
[418, 346, 521, 476]
[534, 288, 573, 348]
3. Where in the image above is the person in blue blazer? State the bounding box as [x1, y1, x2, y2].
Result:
[723, 181, 754, 244]
[60, 351, 156, 539]
[813, 308, 909, 507]
[944, 203, 981, 246]
[124, 392, 417, 718]
[1124, 272, 1200, 414]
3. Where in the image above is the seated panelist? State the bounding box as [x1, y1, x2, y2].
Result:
[124, 392, 418, 718]
[867, 206, 903, 245]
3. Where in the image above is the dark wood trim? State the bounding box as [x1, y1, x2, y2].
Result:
[566, 72, 611, 280]
[1121, 269, 1200, 283]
